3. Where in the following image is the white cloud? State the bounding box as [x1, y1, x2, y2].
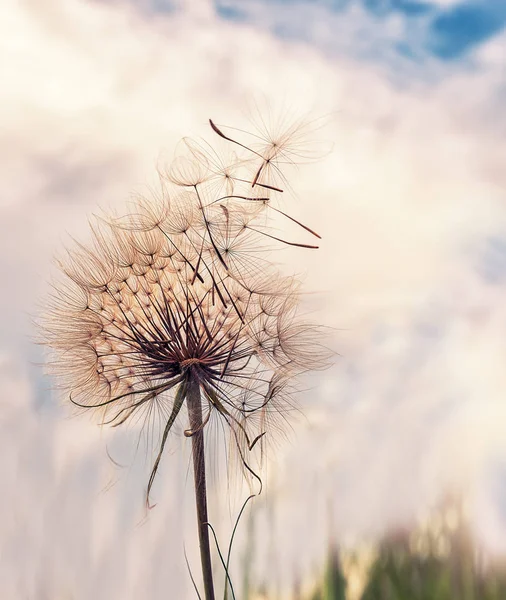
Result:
[1, 0, 506, 597]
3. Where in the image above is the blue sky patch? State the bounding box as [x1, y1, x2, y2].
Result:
[426, 2, 506, 59]
[212, 0, 506, 70]
[363, 0, 434, 18]
[215, 2, 247, 20]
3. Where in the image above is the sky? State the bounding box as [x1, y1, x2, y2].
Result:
[1, 0, 506, 597]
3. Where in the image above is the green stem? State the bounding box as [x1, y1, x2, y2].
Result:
[187, 372, 215, 600]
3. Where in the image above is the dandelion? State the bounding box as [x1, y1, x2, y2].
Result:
[40, 115, 330, 600]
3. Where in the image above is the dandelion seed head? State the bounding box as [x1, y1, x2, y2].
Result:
[40, 115, 331, 492]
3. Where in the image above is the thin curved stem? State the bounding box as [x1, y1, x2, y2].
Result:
[187, 372, 215, 600]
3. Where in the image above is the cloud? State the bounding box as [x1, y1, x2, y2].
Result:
[1, 0, 506, 596]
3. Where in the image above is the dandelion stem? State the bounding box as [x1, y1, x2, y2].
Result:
[187, 372, 215, 600]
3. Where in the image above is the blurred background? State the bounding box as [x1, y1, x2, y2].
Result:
[2, 0, 506, 598]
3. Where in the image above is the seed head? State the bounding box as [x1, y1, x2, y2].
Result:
[40, 116, 330, 500]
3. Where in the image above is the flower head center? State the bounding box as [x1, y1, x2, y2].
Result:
[180, 357, 204, 368]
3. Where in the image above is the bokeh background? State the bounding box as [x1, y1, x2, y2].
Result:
[2, 0, 506, 598]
